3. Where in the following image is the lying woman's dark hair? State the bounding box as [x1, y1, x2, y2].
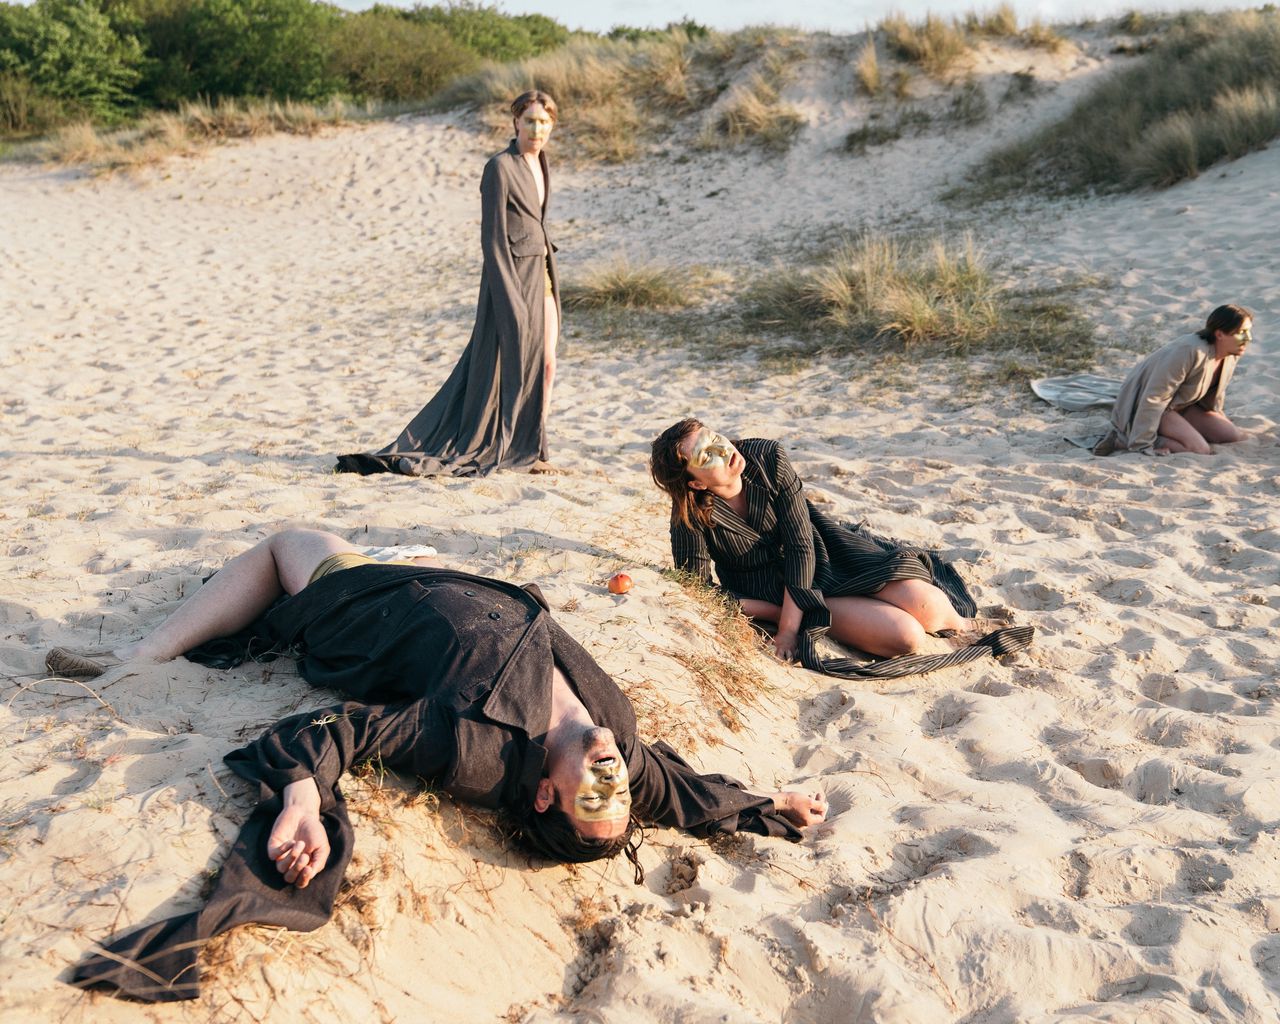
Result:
[651, 417, 715, 530]
[1197, 303, 1251, 342]
[504, 804, 646, 882]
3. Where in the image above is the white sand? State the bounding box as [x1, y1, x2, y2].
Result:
[2, 28, 1278, 1023]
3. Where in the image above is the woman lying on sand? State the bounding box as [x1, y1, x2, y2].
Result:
[335, 90, 562, 477]
[649, 419, 1033, 679]
[54, 527, 825, 1001]
[1094, 303, 1252, 456]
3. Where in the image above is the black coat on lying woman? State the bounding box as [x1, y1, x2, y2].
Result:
[649, 420, 1032, 679]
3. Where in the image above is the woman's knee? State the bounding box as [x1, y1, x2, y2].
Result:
[878, 616, 927, 657]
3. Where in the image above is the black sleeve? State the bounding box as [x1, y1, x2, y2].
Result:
[671, 518, 714, 584]
[223, 699, 454, 809]
[629, 740, 802, 841]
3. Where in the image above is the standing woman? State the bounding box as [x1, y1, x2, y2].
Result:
[337, 91, 562, 476]
[650, 420, 1032, 679]
[1094, 304, 1252, 456]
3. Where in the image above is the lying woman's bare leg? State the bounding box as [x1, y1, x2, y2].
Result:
[1181, 406, 1244, 445]
[827, 595, 927, 658]
[116, 529, 353, 663]
[1156, 408, 1212, 455]
[873, 578, 967, 633]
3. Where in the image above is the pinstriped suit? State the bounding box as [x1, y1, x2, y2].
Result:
[669, 439, 1033, 679]
[670, 439, 935, 609]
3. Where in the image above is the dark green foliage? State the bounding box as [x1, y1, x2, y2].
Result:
[948, 78, 989, 125]
[607, 18, 711, 44]
[0, 0, 142, 122]
[330, 7, 477, 101]
[0, 70, 66, 132]
[964, 9, 1280, 196]
[406, 1, 567, 63]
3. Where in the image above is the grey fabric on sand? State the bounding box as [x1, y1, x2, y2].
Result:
[335, 139, 559, 477]
[1030, 373, 1122, 412]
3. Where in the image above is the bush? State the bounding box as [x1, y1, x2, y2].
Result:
[0, 70, 66, 133]
[329, 8, 477, 101]
[407, 1, 567, 64]
[0, 0, 143, 122]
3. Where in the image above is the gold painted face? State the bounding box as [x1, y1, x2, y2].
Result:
[573, 755, 631, 822]
[516, 103, 554, 152]
[686, 428, 734, 470]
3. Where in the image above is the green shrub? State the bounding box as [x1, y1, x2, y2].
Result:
[0, 70, 66, 133]
[407, 1, 567, 64]
[330, 8, 476, 101]
[0, 0, 142, 122]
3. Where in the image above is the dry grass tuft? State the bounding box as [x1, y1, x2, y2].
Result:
[562, 260, 702, 310]
[880, 12, 971, 76]
[698, 72, 804, 152]
[855, 39, 882, 96]
[739, 232, 1096, 370]
[37, 97, 350, 172]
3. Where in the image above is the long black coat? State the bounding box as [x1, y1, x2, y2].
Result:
[336, 139, 560, 476]
[671, 439, 1032, 679]
[72, 565, 796, 1002]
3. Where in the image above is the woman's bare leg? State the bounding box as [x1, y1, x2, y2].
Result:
[117, 529, 353, 663]
[873, 579, 967, 633]
[827, 595, 927, 658]
[1157, 408, 1212, 454]
[1181, 406, 1244, 444]
[542, 293, 559, 429]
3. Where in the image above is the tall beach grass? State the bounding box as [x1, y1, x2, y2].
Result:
[962, 8, 1280, 196]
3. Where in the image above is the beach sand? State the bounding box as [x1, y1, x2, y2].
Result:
[1, 28, 1278, 1024]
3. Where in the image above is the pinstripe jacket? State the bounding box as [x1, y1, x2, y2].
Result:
[668, 439, 1033, 679]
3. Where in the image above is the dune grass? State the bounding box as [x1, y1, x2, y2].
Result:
[855, 39, 883, 96]
[30, 97, 351, 171]
[960, 8, 1280, 197]
[562, 261, 706, 310]
[736, 233, 1095, 370]
[435, 26, 808, 160]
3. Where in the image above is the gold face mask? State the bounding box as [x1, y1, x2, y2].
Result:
[687, 429, 733, 470]
[573, 756, 631, 822]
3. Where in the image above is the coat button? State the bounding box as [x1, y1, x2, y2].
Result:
[381, 608, 390, 617]
[465, 590, 476, 596]
[489, 611, 501, 620]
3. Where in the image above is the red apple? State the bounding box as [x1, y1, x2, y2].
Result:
[607, 572, 633, 595]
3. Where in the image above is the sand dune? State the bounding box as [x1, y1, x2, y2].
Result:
[2, 27, 1278, 1024]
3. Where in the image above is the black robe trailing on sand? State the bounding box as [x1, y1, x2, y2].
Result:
[671, 439, 1033, 678]
[71, 565, 799, 1002]
[335, 139, 559, 477]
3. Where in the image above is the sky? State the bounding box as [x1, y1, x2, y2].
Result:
[329, 0, 1254, 34]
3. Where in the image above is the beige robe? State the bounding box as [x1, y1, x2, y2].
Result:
[1094, 334, 1237, 455]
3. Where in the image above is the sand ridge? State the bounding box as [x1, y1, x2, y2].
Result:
[2, 30, 1279, 1023]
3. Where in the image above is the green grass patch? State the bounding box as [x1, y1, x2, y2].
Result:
[959, 8, 1280, 197]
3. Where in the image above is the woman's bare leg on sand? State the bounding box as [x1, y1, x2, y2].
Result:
[115, 529, 354, 663]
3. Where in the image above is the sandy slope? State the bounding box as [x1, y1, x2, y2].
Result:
[1, 27, 1278, 1024]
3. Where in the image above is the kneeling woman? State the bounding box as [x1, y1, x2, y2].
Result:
[650, 420, 1032, 678]
[1095, 304, 1251, 456]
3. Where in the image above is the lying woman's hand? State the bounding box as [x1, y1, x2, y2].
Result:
[770, 789, 828, 827]
[773, 629, 800, 662]
[267, 778, 329, 889]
